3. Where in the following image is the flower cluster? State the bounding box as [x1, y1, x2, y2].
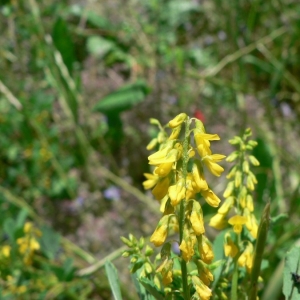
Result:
[142, 113, 225, 299]
[209, 128, 260, 274]
[16, 222, 42, 265]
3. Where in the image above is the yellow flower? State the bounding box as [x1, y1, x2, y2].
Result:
[223, 181, 234, 198]
[143, 173, 159, 189]
[192, 161, 208, 191]
[156, 259, 174, 285]
[197, 260, 214, 285]
[152, 176, 170, 200]
[245, 211, 258, 239]
[154, 162, 173, 177]
[202, 154, 226, 177]
[149, 148, 179, 165]
[190, 200, 205, 235]
[168, 126, 181, 140]
[201, 189, 221, 207]
[224, 234, 238, 258]
[194, 133, 220, 157]
[198, 235, 214, 264]
[238, 243, 254, 273]
[228, 215, 247, 234]
[168, 113, 187, 128]
[168, 179, 186, 206]
[217, 197, 234, 214]
[1, 245, 11, 257]
[179, 234, 196, 262]
[192, 276, 212, 300]
[150, 215, 170, 246]
[209, 213, 227, 230]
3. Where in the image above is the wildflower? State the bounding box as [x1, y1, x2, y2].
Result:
[154, 162, 173, 177]
[180, 228, 197, 262]
[201, 189, 221, 207]
[190, 200, 205, 235]
[192, 161, 208, 191]
[202, 154, 226, 177]
[194, 133, 220, 157]
[198, 235, 214, 264]
[228, 215, 247, 234]
[1, 245, 11, 257]
[152, 176, 170, 200]
[192, 275, 212, 300]
[150, 215, 171, 246]
[224, 234, 238, 258]
[168, 113, 187, 128]
[156, 259, 174, 285]
[143, 173, 159, 190]
[238, 243, 254, 273]
[168, 178, 186, 206]
[196, 260, 214, 285]
[209, 213, 227, 230]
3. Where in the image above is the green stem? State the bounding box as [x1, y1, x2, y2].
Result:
[179, 117, 191, 300]
[231, 233, 240, 300]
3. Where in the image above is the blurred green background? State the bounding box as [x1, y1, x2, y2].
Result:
[0, 0, 300, 299]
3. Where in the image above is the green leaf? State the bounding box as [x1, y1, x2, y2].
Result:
[212, 229, 228, 289]
[3, 218, 16, 242]
[40, 225, 61, 260]
[52, 17, 76, 73]
[93, 80, 150, 114]
[139, 277, 165, 300]
[105, 260, 123, 300]
[16, 210, 28, 229]
[87, 36, 115, 59]
[283, 246, 300, 300]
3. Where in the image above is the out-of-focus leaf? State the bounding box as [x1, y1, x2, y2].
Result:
[139, 277, 164, 300]
[40, 225, 61, 260]
[93, 81, 150, 114]
[105, 261, 123, 300]
[52, 17, 76, 73]
[87, 36, 115, 59]
[283, 246, 300, 299]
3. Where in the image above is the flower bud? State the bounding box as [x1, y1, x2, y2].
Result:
[168, 113, 187, 128]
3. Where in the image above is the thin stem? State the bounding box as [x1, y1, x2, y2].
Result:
[179, 117, 191, 300]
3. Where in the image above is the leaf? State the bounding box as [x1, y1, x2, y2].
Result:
[105, 260, 123, 300]
[139, 277, 165, 300]
[212, 229, 228, 289]
[3, 218, 16, 242]
[93, 80, 150, 114]
[52, 17, 76, 73]
[87, 36, 115, 59]
[40, 225, 61, 260]
[283, 246, 300, 300]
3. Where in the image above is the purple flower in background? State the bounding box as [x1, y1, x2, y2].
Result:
[103, 186, 121, 201]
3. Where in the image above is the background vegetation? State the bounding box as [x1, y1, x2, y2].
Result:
[0, 0, 300, 299]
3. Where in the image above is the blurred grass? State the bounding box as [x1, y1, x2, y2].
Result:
[0, 0, 300, 299]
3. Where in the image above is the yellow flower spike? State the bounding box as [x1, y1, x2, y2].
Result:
[224, 233, 238, 258]
[192, 161, 209, 191]
[168, 179, 186, 206]
[179, 233, 197, 262]
[209, 213, 227, 230]
[228, 215, 247, 234]
[238, 243, 254, 273]
[152, 176, 170, 200]
[202, 154, 226, 177]
[198, 235, 214, 264]
[201, 189, 221, 207]
[190, 200, 205, 235]
[146, 138, 158, 150]
[143, 173, 159, 190]
[223, 181, 234, 198]
[168, 126, 181, 140]
[150, 215, 170, 246]
[218, 197, 234, 214]
[192, 275, 212, 300]
[154, 162, 174, 177]
[168, 113, 187, 128]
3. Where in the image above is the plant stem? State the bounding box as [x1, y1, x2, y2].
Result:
[179, 117, 191, 300]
